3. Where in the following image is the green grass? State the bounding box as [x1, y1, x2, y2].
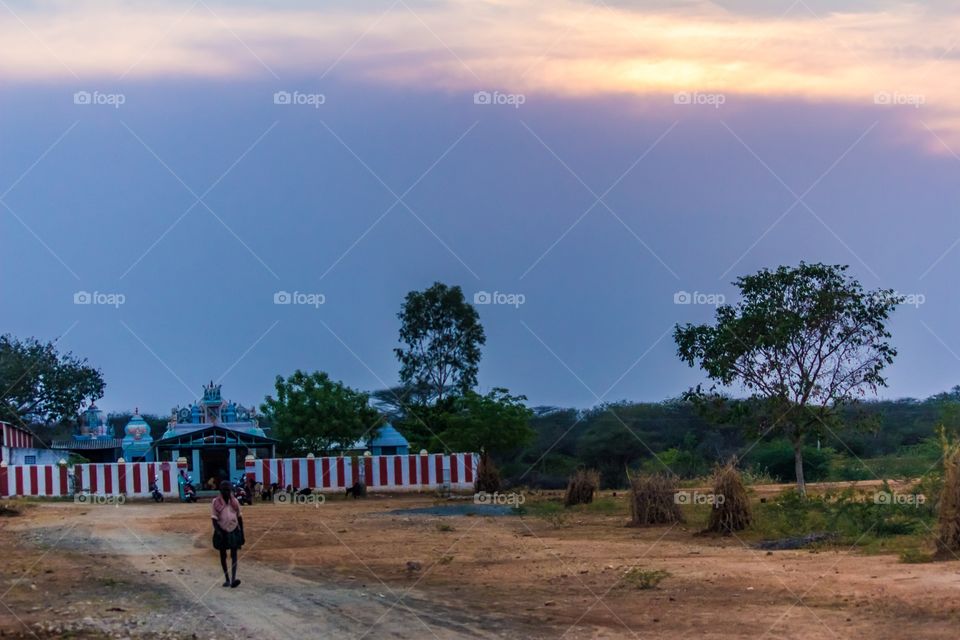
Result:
[621, 568, 670, 590]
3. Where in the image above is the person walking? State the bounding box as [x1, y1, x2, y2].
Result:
[211, 480, 244, 588]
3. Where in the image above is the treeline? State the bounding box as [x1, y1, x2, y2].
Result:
[498, 389, 960, 489]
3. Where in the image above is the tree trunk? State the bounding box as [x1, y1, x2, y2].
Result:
[793, 439, 806, 497]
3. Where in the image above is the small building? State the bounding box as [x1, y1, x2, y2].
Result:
[1, 421, 62, 465]
[153, 382, 277, 486]
[51, 403, 122, 463]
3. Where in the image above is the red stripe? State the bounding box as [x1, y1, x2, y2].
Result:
[0, 466, 8, 496]
[292, 460, 301, 488]
[162, 465, 171, 493]
[15, 467, 24, 496]
[322, 458, 332, 488]
[59, 466, 69, 495]
[420, 456, 429, 486]
[118, 464, 127, 495]
[377, 457, 387, 486]
[262, 460, 270, 486]
[133, 464, 142, 494]
[29, 466, 38, 495]
[307, 459, 317, 488]
[90, 465, 99, 493]
[365, 457, 374, 486]
[435, 455, 443, 485]
[104, 465, 113, 494]
[336, 458, 345, 487]
[277, 461, 285, 488]
[394, 456, 403, 486]
[408, 456, 417, 484]
[44, 466, 53, 496]
[465, 453, 474, 483]
[450, 455, 459, 483]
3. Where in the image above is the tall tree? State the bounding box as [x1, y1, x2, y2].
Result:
[674, 263, 899, 495]
[395, 282, 485, 404]
[260, 370, 381, 456]
[0, 334, 104, 426]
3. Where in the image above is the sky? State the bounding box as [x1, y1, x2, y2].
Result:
[2, 0, 960, 414]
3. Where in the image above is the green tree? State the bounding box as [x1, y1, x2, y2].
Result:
[0, 334, 104, 426]
[260, 370, 381, 456]
[433, 388, 534, 456]
[395, 282, 485, 404]
[674, 263, 900, 495]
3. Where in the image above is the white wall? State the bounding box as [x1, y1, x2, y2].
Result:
[7, 448, 64, 466]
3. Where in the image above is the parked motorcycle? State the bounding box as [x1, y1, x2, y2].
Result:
[233, 477, 252, 505]
[149, 476, 164, 503]
[178, 472, 198, 503]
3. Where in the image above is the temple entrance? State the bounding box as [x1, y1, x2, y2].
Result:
[200, 448, 230, 488]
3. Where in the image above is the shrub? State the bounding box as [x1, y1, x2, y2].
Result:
[621, 567, 670, 590]
[475, 453, 501, 493]
[746, 440, 834, 483]
[936, 447, 960, 554]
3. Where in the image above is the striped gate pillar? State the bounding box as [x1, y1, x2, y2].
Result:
[244, 455, 256, 483]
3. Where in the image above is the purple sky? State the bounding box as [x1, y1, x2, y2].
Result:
[2, 1, 960, 413]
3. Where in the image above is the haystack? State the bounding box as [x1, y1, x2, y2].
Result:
[628, 473, 684, 526]
[475, 452, 501, 494]
[937, 447, 960, 554]
[705, 460, 752, 534]
[564, 469, 600, 507]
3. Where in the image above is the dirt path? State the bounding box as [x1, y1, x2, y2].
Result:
[20, 503, 522, 639]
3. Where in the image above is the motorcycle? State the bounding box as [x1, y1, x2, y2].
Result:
[178, 473, 198, 503]
[149, 476, 164, 503]
[233, 477, 252, 505]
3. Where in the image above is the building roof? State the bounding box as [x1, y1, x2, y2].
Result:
[51, 438, 123, 450]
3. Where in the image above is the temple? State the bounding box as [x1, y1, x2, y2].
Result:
[52, 403, 122, 463]
[153, 382, 277, 486]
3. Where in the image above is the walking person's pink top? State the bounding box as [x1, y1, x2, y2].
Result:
[211, 494, 241, 532]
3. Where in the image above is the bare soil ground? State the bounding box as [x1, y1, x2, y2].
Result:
[1, 484, 960, 639]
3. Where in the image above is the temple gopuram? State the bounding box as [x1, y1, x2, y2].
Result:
[154, 382, 277, 487]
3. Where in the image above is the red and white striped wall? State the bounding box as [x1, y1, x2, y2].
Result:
[246, 453, 476, 492]
[0, 464, 71, 497]
[0, 462, 179, 498]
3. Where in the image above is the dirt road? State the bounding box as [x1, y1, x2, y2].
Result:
[3, 492, 960, 639]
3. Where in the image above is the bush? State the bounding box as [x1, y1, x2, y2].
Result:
[475, 453, 501, 493]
